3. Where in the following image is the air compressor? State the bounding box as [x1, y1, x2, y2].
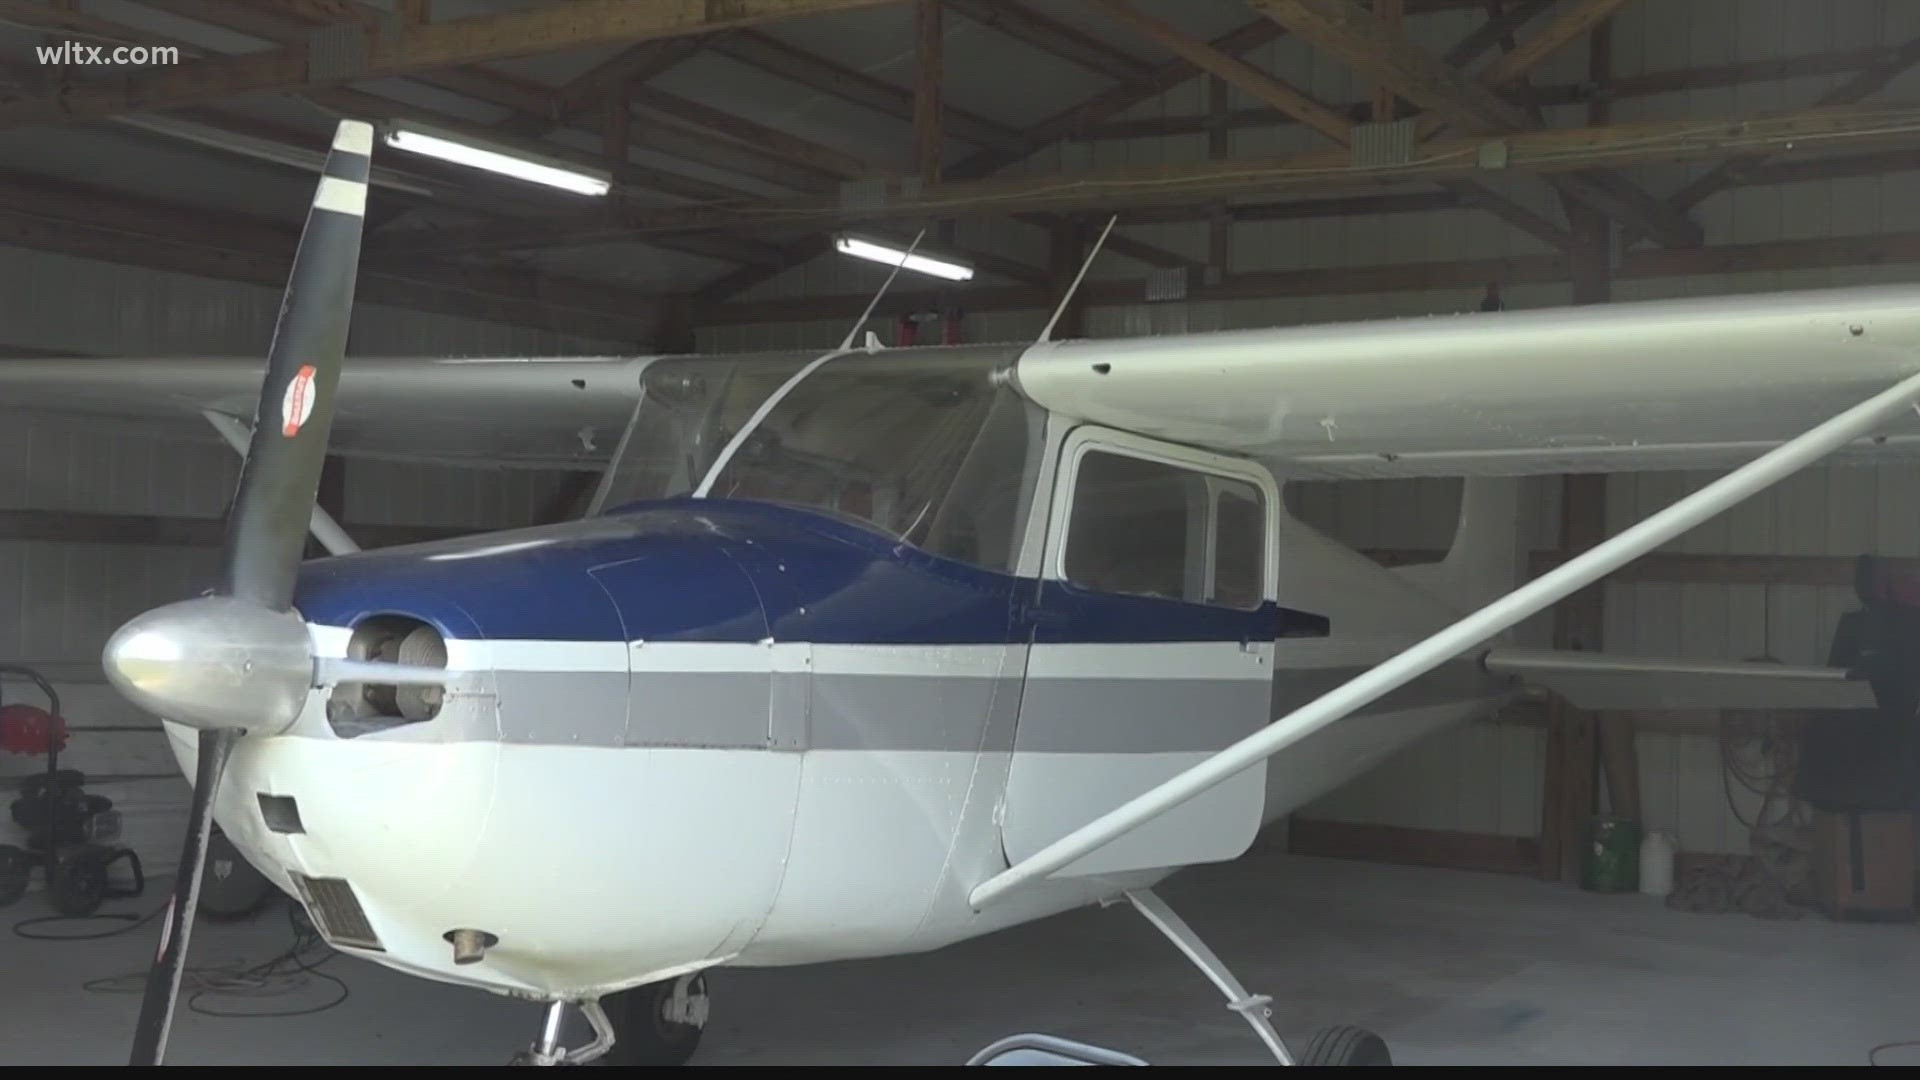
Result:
[0, 664, 144, 916]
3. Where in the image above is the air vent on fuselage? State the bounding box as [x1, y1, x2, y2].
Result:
[326, 616, 447, 738]
[288, 873, 383, 951]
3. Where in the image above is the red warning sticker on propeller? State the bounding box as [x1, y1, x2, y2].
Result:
[282, 364, 317, 437]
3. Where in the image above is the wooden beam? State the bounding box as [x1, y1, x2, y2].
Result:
[1478, 0, 1629, 89]
[1415, 0, 1628, 138]
[1249, 0, 1701, 249]
[693, 221, 1920, 325]
[604, 86, 630, 172]
[1087, 42, 1916, 143]
[1289, 820, 1542, 877]
[1625, 34, 1920, 247]
[943, 0, 1150, 86]
[0, 0, 896, 129]
[915, 0, 944, 184]
[628, 84, 880, 180]
[1371, 0, 1403, 121]
[1208, 75, 1231, 276]
[1086, 0, 1351, 141]
[1090, 0, 1569, 249]
[1544, 475, 1606, 882]
[239, 0, 382, 28]
[496, 37, 708, 141]
[1441, 0, 1554, 71]
[404, 104, 1920, 256]
[709, 30, 1014, 147]
[948, 18, 1287, 179]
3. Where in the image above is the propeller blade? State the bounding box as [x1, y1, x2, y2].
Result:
[116, 119, 375, 1068]
[222, 119, 373, 611]
[128, 727, 241, 1066]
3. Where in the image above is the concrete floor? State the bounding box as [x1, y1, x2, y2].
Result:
[3, 855, 1919, 1066]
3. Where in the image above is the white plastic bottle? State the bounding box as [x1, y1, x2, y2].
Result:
[1639, 830, 1677, 896]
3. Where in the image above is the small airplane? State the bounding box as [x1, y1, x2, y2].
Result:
[4, 119, 1917, 1066]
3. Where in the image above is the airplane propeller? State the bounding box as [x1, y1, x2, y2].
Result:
[102, 118, 374, 1067]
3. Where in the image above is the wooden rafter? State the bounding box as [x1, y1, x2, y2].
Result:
[1441, 0, 1555, 70]
[914, 0, 944, 183]
[1623, 34, 1920, 246]
[1085, 0, 1571, 251]
[708, 31, 1015, 146]
[1090, 41, 1920, 143]
[942, 0, 1150, 86]
[1247, 0, 1703, 248]
[694, 225, 1920, 327]
[496, 38, 708, 142]
[0, 0, 897, 129]
[391, 104, 1920, 257]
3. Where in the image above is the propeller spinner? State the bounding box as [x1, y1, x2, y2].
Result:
[102, 118, 373, 1067]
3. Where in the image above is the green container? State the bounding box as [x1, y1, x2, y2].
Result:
[1582, 815, 1643, 893]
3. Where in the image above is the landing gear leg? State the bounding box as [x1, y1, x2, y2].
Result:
[510, 999, 615, 1066]
[1123, 888, 1294, 1064]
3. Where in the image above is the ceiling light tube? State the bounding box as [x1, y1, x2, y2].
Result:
[382, 120, 612, 197]
[834, 234, 975, 281]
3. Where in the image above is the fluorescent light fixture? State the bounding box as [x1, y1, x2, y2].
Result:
[382, 120, 611, 197]
[834, 234, 975, 281]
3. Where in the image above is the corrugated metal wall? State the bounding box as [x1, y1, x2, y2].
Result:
[0, 250, 613, 875]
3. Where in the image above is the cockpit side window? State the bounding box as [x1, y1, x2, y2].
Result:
[1062, 449, 1266, 610]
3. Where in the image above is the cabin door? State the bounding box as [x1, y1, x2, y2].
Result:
[999, 426, 1279, 879]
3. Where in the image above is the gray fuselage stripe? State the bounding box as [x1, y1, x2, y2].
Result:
[387, 657, 1507, 754]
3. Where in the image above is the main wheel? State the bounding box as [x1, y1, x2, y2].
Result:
[1300, 1025, 1392, 1066]
[602, 973, 709, 1067]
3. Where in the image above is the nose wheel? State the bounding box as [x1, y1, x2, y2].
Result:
[509, 974, 709, 1067]
[605, 972, 709, 1067]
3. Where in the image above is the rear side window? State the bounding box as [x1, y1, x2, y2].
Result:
[1062, 449, 1264, 609]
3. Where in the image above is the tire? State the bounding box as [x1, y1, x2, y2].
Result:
[602, 974, 708, 1067]
[49, 847, 109, 917]
[1300, 1025, 1392, 1067]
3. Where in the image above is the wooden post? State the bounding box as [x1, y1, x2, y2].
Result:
[1371, 0, 1403, 121]
[1207, 75, 1231, 277]
[1048, 221, 1087, 340]
[914, 0, 944, 185]
[604, 84, 630, 171]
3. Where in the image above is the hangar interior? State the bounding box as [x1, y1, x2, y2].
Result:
[3, 0, 1920, 1066]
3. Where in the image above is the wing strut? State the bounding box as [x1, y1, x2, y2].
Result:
[203, 409, 360, 556]
[969, 364, 1920, 910]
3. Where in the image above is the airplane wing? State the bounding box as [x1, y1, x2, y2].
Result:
[1014, 283, 1920, 715]
[1481, 648, 1878, 712]
[1012, 282, 1920, 480]
[0, 354, 650, 470]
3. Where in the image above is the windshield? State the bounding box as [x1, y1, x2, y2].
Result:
[595, 346, 1040, 573]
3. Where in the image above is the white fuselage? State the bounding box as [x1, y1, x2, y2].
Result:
[166, 467, 1511, 1002]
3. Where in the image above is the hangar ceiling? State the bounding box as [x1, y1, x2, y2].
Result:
[0, 0, 1917, 346]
